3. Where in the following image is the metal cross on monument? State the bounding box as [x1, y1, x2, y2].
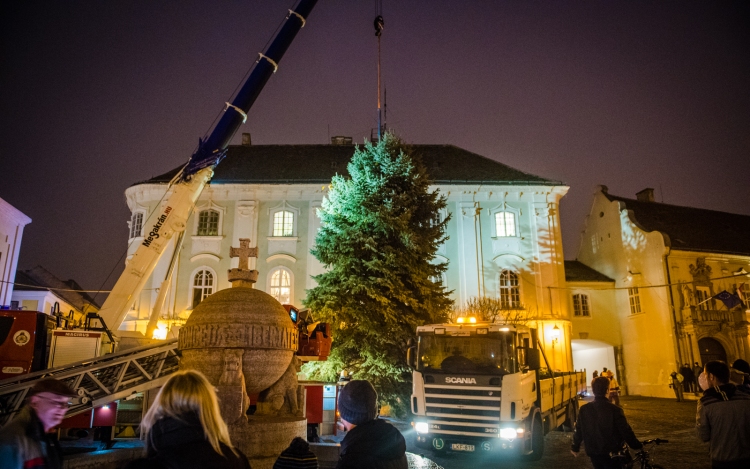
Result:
[228, 238, 259, 287]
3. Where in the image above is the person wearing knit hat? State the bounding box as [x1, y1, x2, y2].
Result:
[273, 437, 318, 469]
[336, 380, 407, 469]
[0, 378, 77, 469]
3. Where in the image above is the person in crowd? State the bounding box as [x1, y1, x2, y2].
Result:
[0, 378, 76, 469]
[571, 376, 643, 469]
[696, 360, 750, 469]
[681, 363, 696, 393]
[273, 437, 318, 469]
[730, 359, 750, 394]
[590, 371, 599, 395]
[606, 370, 621, 406]
[693, 362, 704, 395]
[125, 370, 250, 469]
[670, 371, 684, 402]
[335, 380, 407, 469]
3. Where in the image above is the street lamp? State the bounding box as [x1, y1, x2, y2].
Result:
[551, 325, 561, 344]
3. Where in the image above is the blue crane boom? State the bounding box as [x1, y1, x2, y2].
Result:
[96, 0, 318, 335]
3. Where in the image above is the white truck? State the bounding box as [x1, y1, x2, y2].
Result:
[408, 318, 585, 460]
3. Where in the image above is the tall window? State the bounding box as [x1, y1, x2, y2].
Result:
[573, 294, 590, 317]
[695, 287, 711, 310]
[499, 270, 521, 309]
[269, 268, 291, 304]
[192, 269, 214, 307]
[197, 210, 220, 236]
[130, 212, 143, 238]
[495, 212, 517, 237]
[273, 210, 294, 237]
[628, 287, 642, 315]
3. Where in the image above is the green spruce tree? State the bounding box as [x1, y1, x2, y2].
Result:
[303, 134, 453, 416]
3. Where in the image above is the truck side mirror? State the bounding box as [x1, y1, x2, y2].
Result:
[407, 346, 416, 369]
[526, 348, 541, 370]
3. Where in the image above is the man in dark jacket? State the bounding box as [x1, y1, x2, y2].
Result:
[696, 360, 750, 469]
[571, 376, 642, 469]
[0, 378, 77, 469]
[681, 363, 696, 393]
[336, 380, 407, 469]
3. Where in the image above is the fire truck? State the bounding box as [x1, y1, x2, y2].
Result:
[408, 318, 585, 460]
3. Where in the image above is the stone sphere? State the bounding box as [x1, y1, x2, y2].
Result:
[178, 286, 298, 394]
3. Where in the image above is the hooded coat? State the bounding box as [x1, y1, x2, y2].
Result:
[336, 419, 407, 469]
[696, 383, 750, 468]
[125, 413, 251, 469]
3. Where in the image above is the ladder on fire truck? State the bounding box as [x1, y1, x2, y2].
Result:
[0, 339, 179, 427]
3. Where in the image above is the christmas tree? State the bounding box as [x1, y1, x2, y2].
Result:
[304, 134, 453, 416]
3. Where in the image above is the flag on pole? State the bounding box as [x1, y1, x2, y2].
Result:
[713, 290, 742, 309]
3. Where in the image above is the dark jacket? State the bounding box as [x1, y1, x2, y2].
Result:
[0, 406, 63, 469]
[696, 383, 750, 468]
[571, 397, 642, 456]
[336, 419, 407, 469]
[681, 366, 695, 382]
[125, 413, 251, 469]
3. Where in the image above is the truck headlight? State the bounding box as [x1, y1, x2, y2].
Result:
[415, 422, 429, 434]
[499, 428, 517, 439]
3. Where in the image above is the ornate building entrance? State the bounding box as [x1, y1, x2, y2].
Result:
[698, 337, 727, 364]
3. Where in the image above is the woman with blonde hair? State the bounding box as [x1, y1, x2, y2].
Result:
[126, 370, 250, 469]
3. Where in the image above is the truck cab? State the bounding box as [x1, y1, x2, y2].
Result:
[409, 318, 584, 460]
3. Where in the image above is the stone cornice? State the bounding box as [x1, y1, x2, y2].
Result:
[125, 182, 569, 205]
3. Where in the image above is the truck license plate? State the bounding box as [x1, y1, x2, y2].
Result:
[451, 443, 475, 452]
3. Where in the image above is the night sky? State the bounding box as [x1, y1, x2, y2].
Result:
[2, 1, 748, 300]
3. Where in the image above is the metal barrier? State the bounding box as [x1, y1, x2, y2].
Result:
[0, 339, 179, 427]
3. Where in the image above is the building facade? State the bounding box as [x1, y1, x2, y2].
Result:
[576, 186, 750, 398]
[121, 141, 574, 370]
[564, 260, 621, 392]
[0, 196, 31, 308]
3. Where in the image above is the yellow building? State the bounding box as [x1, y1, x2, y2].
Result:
[573, 186, 750, 398]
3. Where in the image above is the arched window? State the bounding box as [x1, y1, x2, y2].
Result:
[573, 293, 590, 317]
[495, 212, 517, 237]
[129, 212, 144, 238]
[499, 270, 520, 309]
[269, 268, 291, 304]
[197, 210, 220, 236]
[192, 269, 214, 307]
[272, 210, 294, 237]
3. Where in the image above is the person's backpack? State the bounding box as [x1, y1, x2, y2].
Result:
[676, 372, 684, 383]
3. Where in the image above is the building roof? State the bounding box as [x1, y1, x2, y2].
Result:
[137, 144, 562, 186]
[564, 260, 614, 283]
[604, 190, 750, 257]
[14, 266, 100, 312]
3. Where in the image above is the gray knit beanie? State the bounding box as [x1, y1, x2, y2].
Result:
[338, 380, 378, 425]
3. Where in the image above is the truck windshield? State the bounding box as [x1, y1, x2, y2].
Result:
[417, 332, 516, 375]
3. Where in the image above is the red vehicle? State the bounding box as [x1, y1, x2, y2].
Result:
[283, 305, 332, 361]
[0, 310, 56, 380]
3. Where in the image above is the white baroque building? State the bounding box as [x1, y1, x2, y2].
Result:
[121, 141, 573, 370]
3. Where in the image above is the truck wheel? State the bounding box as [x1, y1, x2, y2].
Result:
[522, 415, 544, 461]
[562, 399, 579, 431]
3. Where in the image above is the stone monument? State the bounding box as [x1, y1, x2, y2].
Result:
[178, 238, 306, 469]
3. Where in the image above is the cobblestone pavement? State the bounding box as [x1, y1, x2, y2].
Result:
[402, 395, 711, 469]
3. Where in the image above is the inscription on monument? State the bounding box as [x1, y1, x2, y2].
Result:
[179, 323, 298, 351]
